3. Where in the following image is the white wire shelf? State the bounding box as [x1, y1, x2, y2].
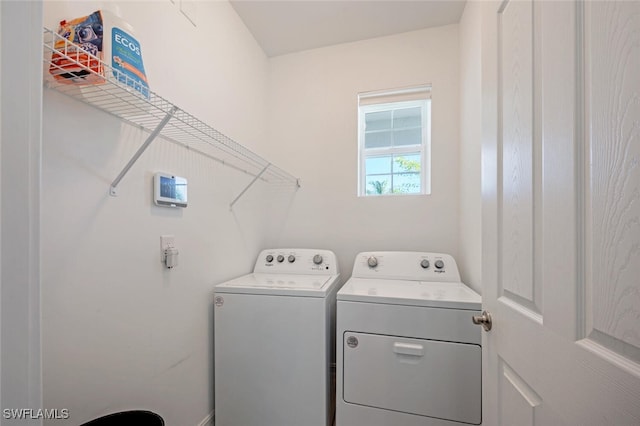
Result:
[42, 27, 299, 206]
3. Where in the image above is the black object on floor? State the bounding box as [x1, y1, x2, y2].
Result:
[80, 410, 164, 426]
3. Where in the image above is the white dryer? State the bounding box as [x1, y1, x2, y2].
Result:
[214, 248, 341, 426]
[336, 252, 482, 426]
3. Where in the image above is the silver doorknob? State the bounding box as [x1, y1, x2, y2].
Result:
[472, 310, 492, 331]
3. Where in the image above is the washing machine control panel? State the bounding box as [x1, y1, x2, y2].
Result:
[256, 248, 339, 275]
[352, 251, 460, 282]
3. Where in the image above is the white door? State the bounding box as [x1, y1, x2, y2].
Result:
[481, 0, 640, 425]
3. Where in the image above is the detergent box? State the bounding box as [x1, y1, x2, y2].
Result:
[49, 10, 150, 98]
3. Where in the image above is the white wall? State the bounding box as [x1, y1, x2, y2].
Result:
[458, 1, 483, 293]
[1, 1, 43, 425]
[41, 2, 279, 425]
[267, 25, 461, 274]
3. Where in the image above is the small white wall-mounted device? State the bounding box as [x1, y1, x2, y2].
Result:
[164, 247, 179, 269]
[154, 172, 188, 207]
[160, 235, 179, 269]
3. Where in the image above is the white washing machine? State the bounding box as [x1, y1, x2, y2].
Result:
[214, 248, 341, 426]
[336, 252, 482, 426]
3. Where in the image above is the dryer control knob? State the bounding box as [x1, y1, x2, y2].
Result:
[266, 255, 274, 263]
[435, 260, 445, 269]
[420, 259, 430, 269]
[313, 254, 323, 265]
[277, 255, 285, 263]
[288, 255, 296, 263]
[367, 256, 378, 268]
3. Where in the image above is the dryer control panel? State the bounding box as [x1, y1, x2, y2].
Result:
[352, 251, 460, 282]
[255, 248, 339, 275]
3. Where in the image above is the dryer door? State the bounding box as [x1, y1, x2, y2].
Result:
[342, 332, 481, 425]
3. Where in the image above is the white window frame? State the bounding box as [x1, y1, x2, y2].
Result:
[358, 98, 431, 196]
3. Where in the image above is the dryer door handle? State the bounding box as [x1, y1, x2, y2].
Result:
[393, 342, 424, 357]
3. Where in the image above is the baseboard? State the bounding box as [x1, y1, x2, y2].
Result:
[197, 410, 214, 426]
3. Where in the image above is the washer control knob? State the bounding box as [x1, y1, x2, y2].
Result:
[266, 255, 274, 263]
[420, 259, 430, 269]
[313, 254, 323, 265]
[288, 255, 296, 263]
[367, 256, 378, 268]
[277, 255, 285, 263]
[435, 260, 445, 269]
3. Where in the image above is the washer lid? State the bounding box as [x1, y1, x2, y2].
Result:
[215, 273, 339, 297]
[337, 278, 481, 310]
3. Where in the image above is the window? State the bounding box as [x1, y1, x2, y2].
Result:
[358, 86, 431, 196]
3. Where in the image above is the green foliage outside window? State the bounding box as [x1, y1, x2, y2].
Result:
[366, 156, 421, 195]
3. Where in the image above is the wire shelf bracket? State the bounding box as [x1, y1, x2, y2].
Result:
[230, 163, 270, 210]
[42, 27, 300, 202]
[110, 106, 177, 196]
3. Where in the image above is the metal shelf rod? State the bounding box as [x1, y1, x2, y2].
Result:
[109, 106, 177, 196]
